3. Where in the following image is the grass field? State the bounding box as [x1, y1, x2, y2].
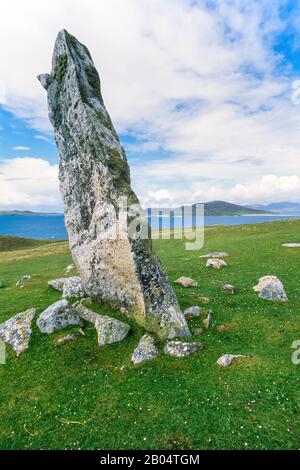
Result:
[0, 219, 299, 450]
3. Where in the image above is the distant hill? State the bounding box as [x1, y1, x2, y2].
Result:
[147, 201, 271, 216]
[0, 210, 61, 216]
[250, 202, 300, 215]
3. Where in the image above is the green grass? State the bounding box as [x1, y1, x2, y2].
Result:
[0, 220, 299, 450]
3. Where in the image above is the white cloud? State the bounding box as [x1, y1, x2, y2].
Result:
[11, 146, 31, 151]
[0, 0, 299, 207]
[0, 158, 61, 211]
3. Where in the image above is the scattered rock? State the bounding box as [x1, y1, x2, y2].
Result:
[198, 296, 210, 304]
[64, 264, 75, 273]
[203, 311, 213, 329]
[164, 341, 203, 358]
[217, 354, 250, 368]
[95, 315, 130, 347]
[183, 306, 202, 318]
[217, 324, 226, 332]
[253, 276, 287, 302]
[223, 284, 235, 294]
[206, 259, 227, 269]
[73, 303, 99, 324]
[16, 275, 31, 288]
[37, 300, 83, 334]
[38, 30, 189, 340]
[0, 308, 36, 356]
[55, 333, 76, 345]
[62, 277, 86, 299]
[48, 278, 66, 292]
[200, 252, 229, 258]
[175, 277, 198, 288]
[282, 243, 300, 248]
[132, 335, 159, 365]
[194, 328, 203, 336]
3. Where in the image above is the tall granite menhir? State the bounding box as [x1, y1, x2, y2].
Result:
[39, 30, 190, 339]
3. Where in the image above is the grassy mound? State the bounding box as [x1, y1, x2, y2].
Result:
[0, 219, 299, 450]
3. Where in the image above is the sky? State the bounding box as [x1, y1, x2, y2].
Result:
[0, 0, 300, 212]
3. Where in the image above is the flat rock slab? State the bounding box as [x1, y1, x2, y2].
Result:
[206, 258, 227, 269]
[132, 335, 159, 365]
[200, 252, 229, 258]
[95, 316, 130, 346]
[0, 308, 36, 356]
[217, 354, 250, 368]
[183, 306, 202, 318]
[175, 277, 198, 288]
[253, 275, 287, 302]
[62, 277, 86, 299]
[164, 341, 203, 358]
[48, 278, 66, 292]
[282, 243, 300, 248]
[37, 300, 83, 334]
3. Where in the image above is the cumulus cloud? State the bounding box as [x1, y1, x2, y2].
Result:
[0, 158, 61, 211]
[0, 0, 299, 208]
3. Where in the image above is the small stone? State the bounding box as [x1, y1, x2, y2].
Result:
[224, 284, 235, 294]
[164, 341, 203, 358]
[62, 277, 86, 299]
[175, 277, 198, 288]
[217, 354, 250, 368]
[203, 311, 213, 329]
[55, 333, 76, 345]
[200, 252, 229, 258]
[206, 258, 227, 269]
[48, 278, 66, 292]
[37, 300, 83, 334]
[16, 275, 31, 288]
[217, 324, 226, 332]
[282, 243, 300, 248]
[95, 315, 130, 347]
[0, 308, 36, 356]
[132, 335, 159, 365]
[198, 296, 210, 304]
[64, 264, 75, 274]
[253, 276, 287, 302]
[194, 328, 203, 336]
[183, 306, 202, 318]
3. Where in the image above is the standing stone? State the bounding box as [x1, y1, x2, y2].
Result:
[253, 276, 287, 302]
[38, 30, 189, 340]
[131, 335, 159, 365]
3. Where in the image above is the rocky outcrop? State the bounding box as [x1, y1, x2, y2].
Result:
[0, 308, 36, 356]
[164, 341, 203, 358]
[131, 335, 159, 364]
[253, 276, 287, 302]
[38, 30, 189, 340]
[37, 300, 83, 334]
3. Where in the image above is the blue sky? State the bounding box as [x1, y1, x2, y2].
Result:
[0, 0, 300, 211]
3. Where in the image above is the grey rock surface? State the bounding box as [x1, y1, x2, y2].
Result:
[206, 258, 227, 269]
[223, 284, 235, 294]
[48, 278, 66, 292]
[175, 277, 198, 288]
[200, 252, 229, 258]
[0, 308, 36, 356]
[253, 276, 287, 302]
[217, 354, 249, 368]
[132, 334, 159, 365]
[183, 306, 202, 318]
[62, 276, 86, 299]
[37, 299, 83, 334]
[164, 341, 203, 358]
[39, 29, 189, 340]
[95, 315, 130, 346]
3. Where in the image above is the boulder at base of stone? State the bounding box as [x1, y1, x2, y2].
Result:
[223, 284, 235, 294]
[95, 315, 130, 346]
[253, 275, 287, 302]
[132, 335, 159, 365]
[282, 243, 300, 248]
[175, 277, 198, 288]
[183, 306, 202, 318]
[37, 300, 83, 334]
[48, 278, 66, 292]
[0, 308, 36, 356]
[200, 252, 229, 258]
[217, 354, 250, 368]
[206, 258, 227, 269]
[62, 277, 86, 299]
[164, 341, 203, 358]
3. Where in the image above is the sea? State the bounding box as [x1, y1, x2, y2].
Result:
[0, 214, 299, 240]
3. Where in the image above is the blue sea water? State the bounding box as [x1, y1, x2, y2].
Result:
[0, 214, 299, 241]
